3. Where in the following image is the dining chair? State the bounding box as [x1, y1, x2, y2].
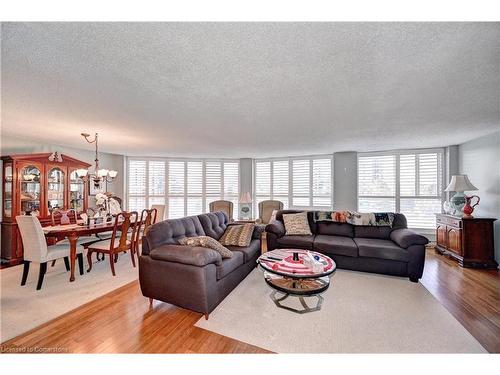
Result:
[135, 208, 158, 256]
[209, 200, 234, 222]
[85, 211, 139, 276]
[51, 208, 77, 225]
[257, 200, 284, 224]
[151, 204, 166, 224]
[16, 215, 85, 290]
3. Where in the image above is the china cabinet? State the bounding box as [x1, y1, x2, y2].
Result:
[1, 153, 91, 265]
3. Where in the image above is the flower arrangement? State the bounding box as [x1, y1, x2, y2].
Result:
[95, 193, 109, 217]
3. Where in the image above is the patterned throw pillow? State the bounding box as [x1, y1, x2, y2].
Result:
[282, 212, 312, 235]
[219, 223, 254, 247]
[178, 236, 233, 258]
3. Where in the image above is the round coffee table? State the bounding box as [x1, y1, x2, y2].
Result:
[257, 249, 336, 314]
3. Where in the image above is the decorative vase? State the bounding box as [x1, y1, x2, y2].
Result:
[463, 195, 480, 218]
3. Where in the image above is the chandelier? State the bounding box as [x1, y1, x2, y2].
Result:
[75, 132, 118, 188]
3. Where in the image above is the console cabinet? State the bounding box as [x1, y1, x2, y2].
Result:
[435, 214, 497, 269]
[1, 153, 91, 265]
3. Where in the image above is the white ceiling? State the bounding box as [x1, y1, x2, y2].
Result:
[1, 22, 500, 158]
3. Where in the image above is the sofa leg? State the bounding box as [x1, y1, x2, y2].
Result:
[409, 277, 419, 283]
[204, 314, 209, 320]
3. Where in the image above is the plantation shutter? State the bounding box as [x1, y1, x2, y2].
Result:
[128, 160, 147, 211]
[205, 161, 222, 211]
[148, 161, 166, 206]
[223, 162, 239, 219]
[187, 161, 203, 216]
[272, 160, 289, 208]
[168, 161, 185, 218]
[292, 159, 310, 207]
[358, 155, 396, 212]
[400, 152, 443, 229]
[312, 158, 332, 207]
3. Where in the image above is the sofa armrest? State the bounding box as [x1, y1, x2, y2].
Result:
[390, 228, 429, 249]
[265, 220, 285, 238]
[252, 224, 266, 239]
[149, 244, 223, 267]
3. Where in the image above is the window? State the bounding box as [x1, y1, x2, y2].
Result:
[254, 156, 333, 211]
[358, 149, 444, 229]
[127, 159, 239, 219]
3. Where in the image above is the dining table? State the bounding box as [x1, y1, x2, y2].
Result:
[43, 220, 127, 282]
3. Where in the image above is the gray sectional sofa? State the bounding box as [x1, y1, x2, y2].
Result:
[139, 211, 262, 318]
[138, 209, 428, 318]
[266, 210, 429, 282]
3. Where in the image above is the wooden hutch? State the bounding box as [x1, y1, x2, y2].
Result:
[1, 153, 91, 265]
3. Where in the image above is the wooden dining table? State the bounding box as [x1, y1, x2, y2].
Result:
[43, 221, 126, 282]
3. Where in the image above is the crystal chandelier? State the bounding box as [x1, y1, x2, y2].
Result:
[75, 132, 118, 188]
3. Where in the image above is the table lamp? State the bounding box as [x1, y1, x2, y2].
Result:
[239, 192, 253, 219]
[444, 174, 478, 215]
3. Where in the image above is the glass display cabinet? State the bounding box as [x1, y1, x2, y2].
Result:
[1, 153, 91, 265]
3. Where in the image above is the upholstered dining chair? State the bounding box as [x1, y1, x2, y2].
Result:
[85, 211, 139, 276]
[258, 200, 284, 224]
[151, 204, 166, 224]
[209, 200, 234, 222]
[16, 215, 85, 290]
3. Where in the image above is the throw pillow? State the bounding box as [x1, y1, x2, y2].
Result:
[219, 223, 254, 247]
[178, 236, 233, 258]
[282, 212, 312, 235]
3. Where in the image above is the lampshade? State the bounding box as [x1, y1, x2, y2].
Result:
[444, 174, 478, 192]
[97, 169, 109, 178]
[108, 170, 118, 178]
[239, 192, 252, 204]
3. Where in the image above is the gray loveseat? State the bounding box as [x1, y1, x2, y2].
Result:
[266, 210, 429, 282]
[139, 211, 262, 318]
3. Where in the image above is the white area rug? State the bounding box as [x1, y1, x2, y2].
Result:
[1, 254, 138, 342]
[196, 269, 486, 353]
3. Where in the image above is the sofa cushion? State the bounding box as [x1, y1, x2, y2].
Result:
[313, 235, 358, 257]
[149, 244, 222, 266]
[277, 235, 315, 250]
[216, 251, 244, 280]
[354, 238, 409, 262]
[227, 239, 261, 262]
[354, 226, 392, 240]
[146, 215, 205, 251]
[197, 212, 228, 240]
[316, 222, 354, 237]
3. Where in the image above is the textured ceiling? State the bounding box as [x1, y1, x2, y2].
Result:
[1, 22, 500, 157]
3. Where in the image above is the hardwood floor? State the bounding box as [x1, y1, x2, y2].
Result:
[1, 247, 498, 353]
[420, 247, 500, 353]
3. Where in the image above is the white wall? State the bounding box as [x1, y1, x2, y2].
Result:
[0, 134, 125, 216]
[458, 131, 500, 263]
